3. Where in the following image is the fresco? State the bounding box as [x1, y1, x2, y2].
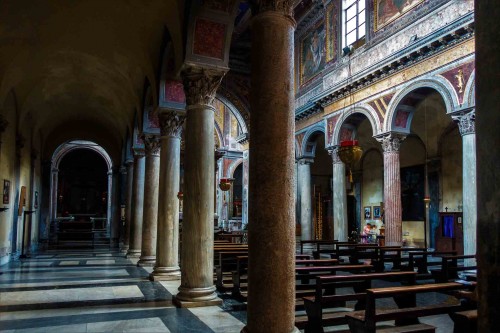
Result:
[325, 1, 339, 63]
[300, 23, 326, 85]
[375, 0, 424, 30]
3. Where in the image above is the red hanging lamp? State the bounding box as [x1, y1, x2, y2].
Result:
[337, 139, 363, 183]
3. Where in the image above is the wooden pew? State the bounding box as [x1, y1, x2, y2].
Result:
[299, 271, 417, 333]
[215, 250, 248, 290]
[375, 247, 427, 272]
[403, 251, 457, 277]
[345, 282, 473, 333]
[430, 255, 477, 282]
[449, 309, 477, 333]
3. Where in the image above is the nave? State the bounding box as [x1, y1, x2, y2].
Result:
[0, 246, 468, 333]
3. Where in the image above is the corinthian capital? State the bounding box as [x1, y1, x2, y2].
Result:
[452, 109, 475, 136]
[142, 134, 161, 156]
[327, 147, 342, 164]
[252, 0, 294, 17]
[159, 109, 186, 138]
[182, 66, 226, 107]
[377, 133, 406, 153]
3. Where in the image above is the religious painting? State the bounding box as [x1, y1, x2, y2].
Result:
[373, 205, 381, 219]
[3, 179, 10, 205]
[364, 206, 371, 219]
[374, 0, 424, 31]
[300, 23, 326, 85]
[325, 1, 339, 63]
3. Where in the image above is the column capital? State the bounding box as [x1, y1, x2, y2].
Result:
[181, 66, 226, 107]
[159, 108, 186, 138]
[124, 158, 134, 167]
[327, 146, 343, 164]
[251, 0, 294, 19]
[377, 133, 406, 153]
[119, 166, 127, 174]
[142, 134, 161, 156]
[296, 157, 314, 165]
[452, 109, 475, 136]
[133, 147, 145, 157]
[0, 114, 8, 133]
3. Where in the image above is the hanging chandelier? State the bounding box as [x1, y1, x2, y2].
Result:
[337, 139, 363, 183]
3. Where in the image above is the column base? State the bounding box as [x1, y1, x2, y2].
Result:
[241, 326, 299, 333]
[126, 249, 141, 258]
[137, 256, 156, 267]
[149, 266, 181, 281]
[173, 286, 220, 307]
[120, 245, 129, 254]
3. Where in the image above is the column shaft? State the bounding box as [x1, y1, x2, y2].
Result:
[137, 135, 161, 266]
[297, 160, 312, 240]
[244, 5, 297, 333]
[151, 110, 184, 281]
[126, 153, 145, 258]
[121, 161, 134, 253]
[332, 158, 348, 241]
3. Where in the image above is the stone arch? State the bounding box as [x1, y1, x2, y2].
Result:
[301, 123, 326, 158]
[216, 94, 249, 135]
[331, 105, 380, 146]
[227, 158, 244, 179]
[214, 121, 224, 149]
[384, 78, 458, 133]
[50, 141, 114, 236]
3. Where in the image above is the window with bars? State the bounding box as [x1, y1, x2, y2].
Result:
[343, 0, 366, 48]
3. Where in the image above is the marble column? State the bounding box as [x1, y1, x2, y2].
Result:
[173, 66, 225, 307]
[330, 147, 348, 241]
[453, 110, 477, 264]
[297, 158, 313, 240]
[243, 2, 297, 332]
[475, 1, 500, 330]
[126, 150, 145, 258]
[150, 109, 185, 281]
[121, 159, 134, 253]
[137, 134, 161, 267]
[378, 133, 406, 246]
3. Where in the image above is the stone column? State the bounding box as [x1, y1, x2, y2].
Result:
[137, 134, 161, 266]
[329, 147, 348, 242]
[173, 66, 225, 307]
[297, 158, 313, 240]
[126, 150, 145, 258]
[453, 110, 476, 263]
[121, 159, 134, 253]
[476, 1, 500, 330]
[243, 2, 297, 332]
[49, 167, 58, 221]
[150, 109, 185, 281]
[378, 133, 406, 246]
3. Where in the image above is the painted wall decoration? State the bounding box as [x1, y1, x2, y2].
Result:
[394, 109, 411, 129]
[439, 61, 475, 105]
[368, 93, 394, 126]
[374, 0, 424, 31]
[326, 115, 339, 146]
[300, 23, 326, 85]
[295, 132, 306, 155]
[325, 1, 339, 63]
[3, 179, 10, 205]
[164, 80, 185, 104]
[193, 18, 226, 60]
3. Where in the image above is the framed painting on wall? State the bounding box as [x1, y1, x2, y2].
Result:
[300, 23, 326, 85]
[374, 0, 424, 31]
[364, 206, 371, 219]
[373, 206, 381, 219]
[3, 179, 10, 204]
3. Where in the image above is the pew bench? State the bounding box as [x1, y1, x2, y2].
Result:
[345, 282, 472, 333]
[299, 271, 417, 333]
[430, 255, 476, 282]
[449, 309, 477, 333]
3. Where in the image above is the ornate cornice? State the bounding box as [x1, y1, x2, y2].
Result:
[182, 67, 226, 107]
[251, 0, 294, 18]
[377, 133, 406, 153]
[142, 134, 161, 156]
[452, 109, 475, 136]
[159, 109, 186, 138]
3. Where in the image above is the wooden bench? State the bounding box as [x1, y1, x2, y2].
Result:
[300, 271, 418, 333]
[402, 251, 457, 277]
[346, 282, 473, 333]
[449, 309, 477, 333]
[215, 250, 248, 290]
[430, 255, 476, 282]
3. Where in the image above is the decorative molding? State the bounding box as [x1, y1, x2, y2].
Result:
[142, 134, 161, 156]
[377, 133, 406, 153]
[297, 157, 314, 165]
[182, 67, 226, 107]
[159, 109, 186, 138]
[252, 0, 294, 18]
[452, 109, 475, 136]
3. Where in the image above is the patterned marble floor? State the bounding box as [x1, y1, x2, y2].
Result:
[0, 250, 246, 333]
[0, 249, 456, 332]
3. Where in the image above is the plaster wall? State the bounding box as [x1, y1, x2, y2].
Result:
[402, 221, 425, 247]
[361, 150, 383, 223]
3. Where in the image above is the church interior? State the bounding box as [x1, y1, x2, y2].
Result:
[1, 0, 499, 332]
